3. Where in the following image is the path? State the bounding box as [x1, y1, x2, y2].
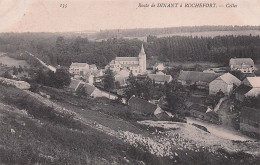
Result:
[186, 117, 253, 141]
[25, 51, 56, 72]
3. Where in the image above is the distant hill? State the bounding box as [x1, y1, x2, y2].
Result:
[89, 25, 260, 41]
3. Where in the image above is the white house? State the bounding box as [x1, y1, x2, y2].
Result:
[114, 68, 130, 86]
[69, 63, 90, 76]
[153, 63, 165, 71]
[84, 84, 118, 100]
[209, 73, 241, 96]
[229, 58, 255, 73]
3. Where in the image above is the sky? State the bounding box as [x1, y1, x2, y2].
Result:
[0, 0, 260, 32]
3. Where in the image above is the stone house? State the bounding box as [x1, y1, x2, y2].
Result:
[229, 58, 254, 73]
[209, 73, 241, 96]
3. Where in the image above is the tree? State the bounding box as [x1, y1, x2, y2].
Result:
[12, 66, 18, 75]
[2, 71, 12, 79]
[103, 68, 115, 103]
[54, 68, 71, 88]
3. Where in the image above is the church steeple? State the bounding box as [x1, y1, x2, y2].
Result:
[140, 44, 145, 55]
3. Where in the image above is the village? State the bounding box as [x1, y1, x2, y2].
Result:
[1, 41, 259, 141]
[0, 39, 260, 164]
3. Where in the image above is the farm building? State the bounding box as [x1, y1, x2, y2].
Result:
[178, 71, 222, 89]
[209, 73, 241, 96]
[229, 58, 254, 73]
[128, 96, 172, 119]
[0, 77, 30, 90]
[83, 84, 118, 100]
[234, 77, 260, 101]
[189, 104, 220, 124]
[240, 107, 260, 135]
[68, 79, 84, 92]
[147, 74, 173, 84]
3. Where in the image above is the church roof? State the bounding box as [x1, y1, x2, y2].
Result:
[115, 57, 139, 61]
[140, 44, 145, 55]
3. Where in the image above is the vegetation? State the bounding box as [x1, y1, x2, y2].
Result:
[32, 68, 71, 88]
[1, 32, 260, 69]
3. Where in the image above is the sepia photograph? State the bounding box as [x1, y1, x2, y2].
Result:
[0, 0, 260, 164]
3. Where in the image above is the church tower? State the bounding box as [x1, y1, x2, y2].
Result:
[138, 44, 146, 73]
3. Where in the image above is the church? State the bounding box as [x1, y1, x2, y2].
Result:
[106, 44, 146, 75]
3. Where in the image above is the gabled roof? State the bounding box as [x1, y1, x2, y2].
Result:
[229, 58, 254, 68]
[233, 84, 252, 95]
[115, 57, 139, 61]
[215, 73, 241, 86]
[109, 60, 115, 65]
[241, 107, 260, 123]
[84, 83, 96, 95]
[128, 96, 157, 114]
[154, 63, 164, 67]
[189, 104, 208, 113]
[70, 63, 89, 67]
[89, 64, 97, 69]
[148, 74, 172, 83]
[178, 71, 222, 83]
[68, 79, 83, 91]
[243, 77, 260, 88]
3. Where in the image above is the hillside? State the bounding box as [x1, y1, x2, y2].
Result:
[1, 84, 260, 164]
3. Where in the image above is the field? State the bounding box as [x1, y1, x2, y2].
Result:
[0, 55, 29, 68]
[98, 30, 260, 42]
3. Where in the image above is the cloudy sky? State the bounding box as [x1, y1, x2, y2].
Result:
[0, 0, 259, 32]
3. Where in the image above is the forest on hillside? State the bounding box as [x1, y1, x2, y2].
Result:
[93, 25, 260, 39]
[0, 32, 260, 68]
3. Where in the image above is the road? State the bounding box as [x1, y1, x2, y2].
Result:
[186, 117, 253, 141]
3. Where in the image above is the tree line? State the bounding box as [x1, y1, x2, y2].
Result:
[1, 33, 260, 68]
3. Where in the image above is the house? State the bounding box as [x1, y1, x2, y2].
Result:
[69, 63, 89, 76]
[114, 68, 130, 86]
[83, 83, 118, 100]
[106, 44, 146, 75]
[0, 77, 30, 90]
[89, 64, 97, 71]
[68, 79, 84, 92]
[229, 58, 254, 73]
[234, 77, 260, 101]
[154, 105, 173, 120]
[240, 107, 260, 135]
[178, 71, 222, 89]
[209, 73, 241, 96]
[128, 96, 157, 116]
[153, 63, 165, 71]
[189, 104, 220, 124]
[147, 74, 173, 84]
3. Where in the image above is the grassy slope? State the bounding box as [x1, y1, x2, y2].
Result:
[1, 84, 260, 165]
[0, 85, 172, 165]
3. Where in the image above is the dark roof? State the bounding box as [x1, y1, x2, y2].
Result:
[84, 84, 96, 95]
[128, 96, 157, 114]
[148, 74, 172, 83]
[178, 71, 222, 83]
[189, 104, 208, 113]
[68, 79, 82, 91]
[233, 84, 252, 95]
[241, 107, 260, 123]
[115, 57, 139, 61]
